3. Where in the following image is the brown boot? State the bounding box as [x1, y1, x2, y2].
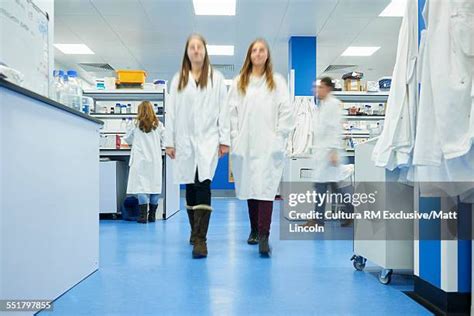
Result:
[186, 206, 196, 245]
[137, 204, 147, 224]
[340, 219, 353, 227]
[192, 206, 211, 259]
[258, 234, 271, 256]
[299, 219, 324, 228]
[148, 204, 158, 222]
[247, 230, 258, 245]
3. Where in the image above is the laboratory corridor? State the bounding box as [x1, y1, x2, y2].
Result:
[39, 199, 430, 316]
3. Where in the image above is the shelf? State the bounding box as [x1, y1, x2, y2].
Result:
[333, 91, 389, 103]
[334, 91, 389, 96]
[343, 131, 370, 135]
[344, 136, 370, 139]
[101, 131, 126, 135]
[91, 113, 163, 119]
[343, 115, 385, 120]
[83, 89, 165, 101]
[100, 149, 131, 157]
[99, 148, 165, 157]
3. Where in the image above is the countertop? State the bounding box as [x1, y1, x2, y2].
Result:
[0, 78, 103, 125]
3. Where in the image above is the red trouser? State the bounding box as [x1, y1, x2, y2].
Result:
[247, 199, 273, 237]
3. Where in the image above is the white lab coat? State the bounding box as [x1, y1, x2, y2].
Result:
[413, 0, 474, 166]
[310, 95, 346, 183]
[124, 123, 164, 194]
[411, 0, 474, 199]
[228, 73, 294, 201]
[164, 69, 230, 184]
[372, 0, 418, 171]
[288, 97, 315, 157]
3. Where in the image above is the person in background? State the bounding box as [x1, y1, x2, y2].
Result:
[164, 34, 230, 259]
[124, 100, 164, 224]
[302, 77, 353, 228]
[228, 38, 294, 256]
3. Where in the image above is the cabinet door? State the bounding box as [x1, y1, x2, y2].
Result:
[99, 161, 118, 214]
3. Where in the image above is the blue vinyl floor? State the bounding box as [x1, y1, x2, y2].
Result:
[40, 198, 430, 316]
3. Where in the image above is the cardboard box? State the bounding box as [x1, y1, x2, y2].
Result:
[344, 79, 362, 91]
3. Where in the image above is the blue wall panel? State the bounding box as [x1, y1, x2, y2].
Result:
[289, 36, 316, 96]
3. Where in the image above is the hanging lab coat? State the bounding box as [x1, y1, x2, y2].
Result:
[413, 0, 474, 167]
[372, 0, 418, 171]
[310, 95, 346, 183]
[164, 70, 230, 184]
[124, 123, 164, 194]
[288, 97, 315, 156]
[228, 74, 294, 201]
[411, 0, 474, 199]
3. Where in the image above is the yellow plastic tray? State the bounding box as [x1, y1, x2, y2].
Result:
[116, 70, 147, 84]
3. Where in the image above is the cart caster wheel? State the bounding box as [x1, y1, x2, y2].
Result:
[112, 214, 117, 220]
[350, 255, 366, 271]
[378, 269, 392, 285]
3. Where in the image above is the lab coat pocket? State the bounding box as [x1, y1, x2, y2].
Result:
[272, 135, 286, 159]
[452, 12, 474, 57]
[231, 134, 243, 155]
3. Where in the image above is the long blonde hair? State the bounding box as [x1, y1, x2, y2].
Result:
[136, 101, 158, 133]
[238, 38, 276, 95]
[178, 34, 213, 91]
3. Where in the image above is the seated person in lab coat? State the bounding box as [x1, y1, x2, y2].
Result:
[302, 77, 354, 228]
[123, 101, 164, 224]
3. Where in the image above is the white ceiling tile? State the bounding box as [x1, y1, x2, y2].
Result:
[90, 0, 143, 15]
[58, 15, 119, 45]
[331, 0, 391, 18]
[55, 0, 98, 16]
[192, 18, 237, 43]
[278, 0, 338, 36]
[54, 18, 82, 43]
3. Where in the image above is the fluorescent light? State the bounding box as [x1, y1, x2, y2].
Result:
[193, 0, 236, 15]
[207, 45, 234, 56]
[54, 44, 94, 55]
[224, 79, 233, 86]
[341, 46, 380, 57]
[379, 0, 407, 17]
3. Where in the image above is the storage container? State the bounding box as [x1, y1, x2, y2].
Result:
[116, 70, 147, 85]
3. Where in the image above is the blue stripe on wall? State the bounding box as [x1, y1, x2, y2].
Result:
[457, 202, 472, 293]
[211, 154, 234, 190]
[458, 239, 471, 293]
[289, 36, 316, 96]
[419, 197, 441, 288]
[418, 0, 426, 43]
[180, 155, 235, 190]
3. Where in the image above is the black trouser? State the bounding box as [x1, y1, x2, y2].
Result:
[185, 169, 211, 209]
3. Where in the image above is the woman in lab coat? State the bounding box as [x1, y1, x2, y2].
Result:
[228, 38, 294, 256]
[164, 34, 230, 259]
[124, 101, 164, 224]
